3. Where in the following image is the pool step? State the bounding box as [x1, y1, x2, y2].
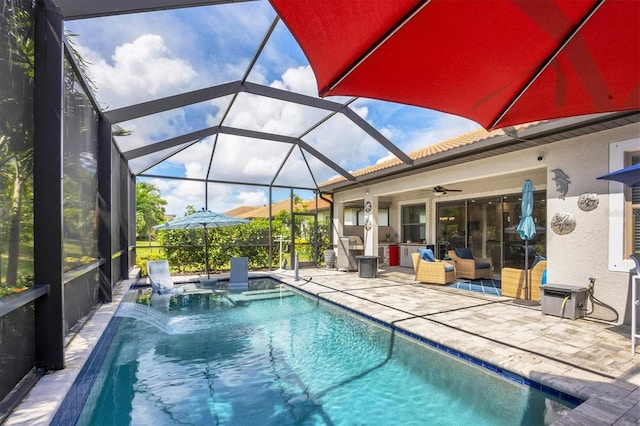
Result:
[226, 288, 295, 303]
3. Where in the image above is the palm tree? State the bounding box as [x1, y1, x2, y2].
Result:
[0, 6, 35, 286]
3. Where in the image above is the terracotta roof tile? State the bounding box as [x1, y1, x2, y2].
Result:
[223, 205, 261, 217]
[232, 197, 331, 219]
[320, 122, 539, 186]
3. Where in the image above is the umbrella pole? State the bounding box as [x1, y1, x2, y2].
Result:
[514, 239, 539, 306]
[204, 225, 210, 279]
[524, 239, 529, 300]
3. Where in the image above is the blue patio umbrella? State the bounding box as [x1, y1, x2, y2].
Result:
[516, 180, 537, 302]
[154, 208, 250, 278]
[597, 163, 640, 187]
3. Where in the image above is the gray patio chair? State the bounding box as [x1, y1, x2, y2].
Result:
[228, 257, 249, 291]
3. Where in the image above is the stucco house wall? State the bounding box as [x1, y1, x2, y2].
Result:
[331, 121, 639, 325]
[545, 124, 638, 323]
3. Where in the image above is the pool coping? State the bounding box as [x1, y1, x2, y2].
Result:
[4, 277, 133, 426]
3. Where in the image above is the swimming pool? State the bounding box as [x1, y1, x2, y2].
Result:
[59, 278, 576, 425]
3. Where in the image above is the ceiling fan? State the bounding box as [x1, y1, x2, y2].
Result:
[433, 186, 462, 196]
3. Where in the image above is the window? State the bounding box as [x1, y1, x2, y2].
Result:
[607, 138, 638, 271]
[629, 155, 640, 257]
[402, 204, 425, 243]
[344, 206, 389, 226]
[378, 207, 389, 227]
[344, 207, 358, 226]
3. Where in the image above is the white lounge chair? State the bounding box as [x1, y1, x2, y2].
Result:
[147, 260, 180, 294]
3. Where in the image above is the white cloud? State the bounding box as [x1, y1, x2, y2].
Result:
[236, 191, 268, 207]
[78, 34, 198, 109]
[70, 6, 480, 217]
[271, 66, 318, 96]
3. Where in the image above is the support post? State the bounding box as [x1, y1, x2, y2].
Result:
[34, 0, 65, 370]
[98, 117, 113, 302]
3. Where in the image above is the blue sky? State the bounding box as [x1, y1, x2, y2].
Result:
[66, 1, 479, 216]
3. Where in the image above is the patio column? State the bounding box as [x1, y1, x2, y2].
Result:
[33, 0, 65, 370]
[332, 202, 344, 254]
[127, 173, 136, 270]
[363, 192, 378, 256]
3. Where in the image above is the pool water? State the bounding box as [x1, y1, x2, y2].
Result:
[76, 284, 573, 425]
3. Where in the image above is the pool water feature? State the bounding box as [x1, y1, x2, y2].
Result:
[68, 280, 575, 425]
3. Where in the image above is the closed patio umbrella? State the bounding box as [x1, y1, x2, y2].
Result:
[516, 180, 537, 303]
[154, 208, 250, 279]
[271, 0, 639, 130]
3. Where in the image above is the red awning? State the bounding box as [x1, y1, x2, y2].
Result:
[271, 0, 640, 129]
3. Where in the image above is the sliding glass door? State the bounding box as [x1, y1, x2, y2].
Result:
[436, 192, 546, 275]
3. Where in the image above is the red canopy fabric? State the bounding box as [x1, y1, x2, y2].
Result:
[270, 0, 640, 130]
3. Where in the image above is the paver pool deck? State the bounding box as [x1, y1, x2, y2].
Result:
[6, 265, 640, 425]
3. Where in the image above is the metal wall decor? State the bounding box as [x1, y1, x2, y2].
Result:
[550, 168, 570, 199]
[364, 217, 373, 231]
[577, 193, 599, 212]
[364, 201, 372, 213]
[550, 212, 576, 235]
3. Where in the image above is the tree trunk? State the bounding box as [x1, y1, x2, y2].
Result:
[6, 160, 23, 286]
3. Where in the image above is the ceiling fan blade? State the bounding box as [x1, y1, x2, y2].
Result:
[433, 185, 462, 193]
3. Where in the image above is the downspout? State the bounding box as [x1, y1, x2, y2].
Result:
[318, 192, 334, 246]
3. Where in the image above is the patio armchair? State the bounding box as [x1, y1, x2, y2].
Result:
[411, 250, 456, 285]
[501, 259, 547, 301]
[447, 248, 492, 280]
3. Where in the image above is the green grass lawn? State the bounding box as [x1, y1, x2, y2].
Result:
[136, 244, 163, 259]
[0, 241, 34, 284]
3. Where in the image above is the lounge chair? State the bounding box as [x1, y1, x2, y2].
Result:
[411, 250, 456, 285]
[147, 260, 178, 294]
[447, 248, 492, 280]
[147, 260, 210, 295]
[228, 256, 249, 291]
[501, 260, 547, 300]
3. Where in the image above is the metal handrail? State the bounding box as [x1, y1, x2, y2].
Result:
[0, 285, 50, 318]
[62, 259, 105, 285]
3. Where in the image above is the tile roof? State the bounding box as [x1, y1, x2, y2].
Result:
[226, 197, 332, 219]
[319, 122, 539, 186]
[223, 205, 261, 217]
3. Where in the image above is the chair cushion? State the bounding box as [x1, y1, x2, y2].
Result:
[455, 247, 474, 259]
[530, 255, 545, 268]
[526, 245, 537, 259]
[419, 248, 436, 262]
[476, 262, 491, 269]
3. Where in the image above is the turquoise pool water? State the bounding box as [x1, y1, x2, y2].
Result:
[73, 282, 574, 425]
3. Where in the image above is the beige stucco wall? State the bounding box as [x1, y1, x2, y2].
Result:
[332, 121, 640, 324]
[546, 124, 639, 324]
